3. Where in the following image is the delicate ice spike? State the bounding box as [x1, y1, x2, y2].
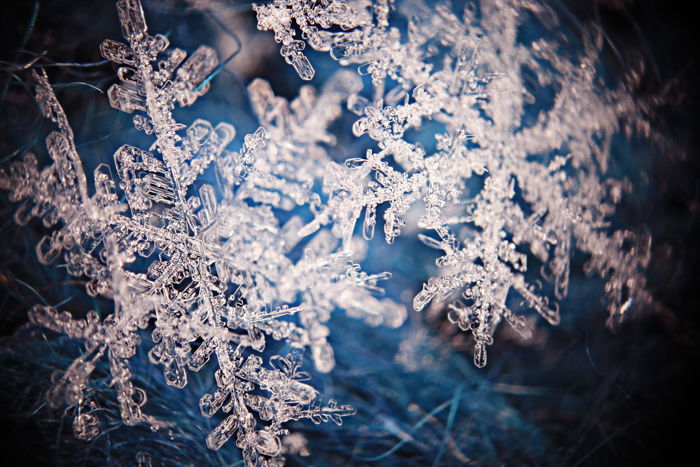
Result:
[116, 0, 147, 41]
[107, 83, 146, 114]
[290, 53, 315, 80]
[100, 39, 134, 65]
[206, 415, 239, 450]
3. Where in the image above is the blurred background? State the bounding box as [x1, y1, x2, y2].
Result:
[1, 0, 698, 465]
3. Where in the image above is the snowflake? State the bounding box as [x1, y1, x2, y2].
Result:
[255, 0, 653, 367]
[0, 0, 404, 464]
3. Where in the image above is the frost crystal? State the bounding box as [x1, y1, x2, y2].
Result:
[0, 0, 404, 464]
[255, 0, 653, 367]
[1, 0, 656, 462]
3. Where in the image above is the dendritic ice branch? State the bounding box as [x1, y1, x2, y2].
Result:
[256, 0, 654, 367]
[0, 0, 405, 464]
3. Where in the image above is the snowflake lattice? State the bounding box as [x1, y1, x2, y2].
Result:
[0, 0, 405, 464]
[256, 0, 653, 367]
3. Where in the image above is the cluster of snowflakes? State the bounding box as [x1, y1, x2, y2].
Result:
[0, 0, 653, 464]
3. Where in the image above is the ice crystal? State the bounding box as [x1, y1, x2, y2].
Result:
[0, 0, 405, 464]
[256, 0, 653, 367]
[1, 0, 657, 462]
